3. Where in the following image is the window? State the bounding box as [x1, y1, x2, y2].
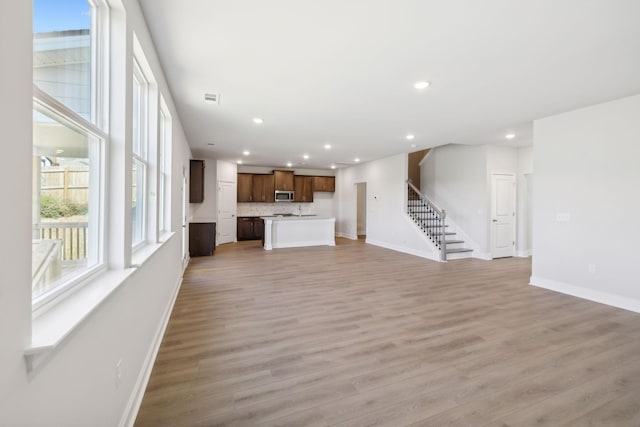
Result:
[132, 60, 148, 248]
[32, 0, 107, 307]
[159, 99, 172, 234]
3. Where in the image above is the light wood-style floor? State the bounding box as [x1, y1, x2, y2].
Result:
[135, 238, 640, 427]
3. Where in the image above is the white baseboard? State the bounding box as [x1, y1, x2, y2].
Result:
[517, 249, 532, 258]
[530, 276, 640, 314]
[365, 238, 440, 262]
[119, 277, 184, 427]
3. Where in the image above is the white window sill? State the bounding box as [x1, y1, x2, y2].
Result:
[25, 234, 174, 372]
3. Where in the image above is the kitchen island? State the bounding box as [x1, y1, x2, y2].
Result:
[261, 215, 335, 250]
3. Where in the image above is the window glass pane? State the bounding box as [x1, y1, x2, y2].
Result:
[132, 159, 146, 246]
[132, 74, 142, 156]
[33, 0, 93, 121]
[32, 105, 100, 300]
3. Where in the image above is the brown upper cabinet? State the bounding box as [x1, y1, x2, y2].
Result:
[312, 176, 335, 192]
[237, 173, 253, 202]
[252, 174, 275, 202]
[294, 176, 314, 202]
[274, 170, 294, 191]
[190, 159, 205, 203]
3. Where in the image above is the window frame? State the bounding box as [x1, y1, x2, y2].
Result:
[32, 88, 107, 313]
[31, 0, 109, 312]
[131, 59, 149, 250]
[158, 97, 172, 235]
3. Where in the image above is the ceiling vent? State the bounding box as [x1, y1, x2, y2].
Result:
[204, 93, 220, 104]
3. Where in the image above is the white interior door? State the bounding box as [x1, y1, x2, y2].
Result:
[491, 173, 516, 259]
[217, 180, 236, 244]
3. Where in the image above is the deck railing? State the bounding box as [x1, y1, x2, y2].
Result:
[37, 222, 88, 261]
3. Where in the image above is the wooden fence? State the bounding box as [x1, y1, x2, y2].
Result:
[41, 166, 89, 205]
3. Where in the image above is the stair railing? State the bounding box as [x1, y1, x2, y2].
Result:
[406, 179, 447, 261]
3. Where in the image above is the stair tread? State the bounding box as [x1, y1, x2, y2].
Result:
[444, 240, 464, 244]
[446, 248, 473, 254]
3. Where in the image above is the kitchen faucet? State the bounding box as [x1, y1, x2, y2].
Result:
[298, 205, 302, 216]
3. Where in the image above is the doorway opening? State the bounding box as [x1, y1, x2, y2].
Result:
[356, 182, 367, 240]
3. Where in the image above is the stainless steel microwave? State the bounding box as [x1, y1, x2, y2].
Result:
[275, 190, 294, 202]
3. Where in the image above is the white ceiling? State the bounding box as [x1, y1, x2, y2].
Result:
[139, 0, 640, 169]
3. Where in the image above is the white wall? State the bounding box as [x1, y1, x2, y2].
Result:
[420, 144, 524, 258]
[190, 158, 218, 222]
[531, 94, 640, 312]
[337, 154, 439, 260]
[421, 144, 491, 257]
[0, 1, 193, 426]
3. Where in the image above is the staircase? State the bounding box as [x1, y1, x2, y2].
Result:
[406, 180, 473, 261]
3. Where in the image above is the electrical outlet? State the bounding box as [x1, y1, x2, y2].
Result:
[556, 212, 571, 222]
[588, 264, 596, 274]
[116, 358, 123, 389]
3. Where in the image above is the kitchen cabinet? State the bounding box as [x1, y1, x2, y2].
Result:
[252, 174, 275, 202]
[190, 159, 205, 203]
[312, 176, 335, 192]
[294, 176, 314, 202]
[274, 170, 294, 191]
[237, 217, 263, 240]
[189, 222, 216, 256]
[237, 173, 253, 202]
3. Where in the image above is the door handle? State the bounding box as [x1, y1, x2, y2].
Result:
[492, 219, 498, 222]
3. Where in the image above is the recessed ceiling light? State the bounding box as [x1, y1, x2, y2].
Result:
[252, 117, 264, 124]
[354, 158, 360, 162]
[505, 133, 516, 140]
[237, 160, 243, 164]
[414, 81, 430, 90]
[330, 165, 336, 169]
[324, 144, 332, 150]
[406, 134, 415, 140]
[303, 154, 309, 160]
[286, 162, 292, 167]
[243, 150, 250, 156]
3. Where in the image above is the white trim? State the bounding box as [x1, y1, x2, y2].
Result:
[530, 276, 640, 314]
[26, 268, 136, 372]
[365, 238, 440, 262]
[119, 276, 183, 427]
[517, 249, 532, 257]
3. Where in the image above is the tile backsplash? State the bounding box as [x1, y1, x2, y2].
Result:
[237, 202, 314, 217]
[237, 193, 335, 217]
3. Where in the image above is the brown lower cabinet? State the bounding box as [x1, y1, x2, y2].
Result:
[189, 222, 216, 256]
[237, 217, 264, 241]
